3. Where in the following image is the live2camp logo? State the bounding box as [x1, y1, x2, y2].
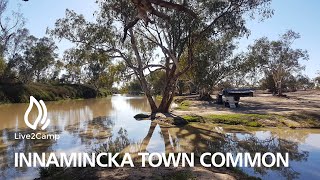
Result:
[14, 96, 60, 141]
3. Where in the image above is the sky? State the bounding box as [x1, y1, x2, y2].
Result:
[6, 0, 320, 78]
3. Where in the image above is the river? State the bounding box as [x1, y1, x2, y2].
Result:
[0, 95, 319, 180]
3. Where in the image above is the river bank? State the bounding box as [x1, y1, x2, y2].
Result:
[0, 83, 111, 103]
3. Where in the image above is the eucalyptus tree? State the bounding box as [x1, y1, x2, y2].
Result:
[50, 0, 273, 113]
[63, 48, 86, 84]
[295, 74, 314, 90]
[188, 36, 242, 100]
[63, 47, 121, 90]
[0, 0, 29, 83]
[147, 70, 166, 95]
[11, 36, 57, 83]
[248, 30, 309, 95]
[0, 0, 26, 58]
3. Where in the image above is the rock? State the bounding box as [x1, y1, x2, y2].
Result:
[134, 113, 150, 119]
[172, 117, 188, 126]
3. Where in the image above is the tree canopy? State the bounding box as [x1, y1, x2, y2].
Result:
[50, 0, 273, 113]
[248, 30, 309, 95]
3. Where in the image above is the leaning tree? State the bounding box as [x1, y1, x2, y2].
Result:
[50, 0, 273, 113]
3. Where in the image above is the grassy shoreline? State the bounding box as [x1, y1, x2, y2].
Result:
[173, 98, 320, 129]
[0, 83, 111, 104]
[182, 113, 320, 128]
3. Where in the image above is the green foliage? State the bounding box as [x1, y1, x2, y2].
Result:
[248, 30, 309, 95]
[11, 36, 57, 83]
[0, 83, 99, 103]
[0, 56, 5, 76]
[296, 74, 314, 89]
[148, 70, 166, 95]
[316, 74, 320, 88]
[176, 79, 187, 95]
[0, 0, 26, 57]
[260, 74, 276, 92]
[175, 100, 191, 111]
[260, 73, 314, 92]
[97, 88, 113, 97]
[122, 79, 143, 95]
[60, 46, 123, 90]
[188, 37, 239, 94]
[49, 0, 273, 112]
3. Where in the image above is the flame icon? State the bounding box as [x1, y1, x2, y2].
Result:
[24, 96, 50, 130]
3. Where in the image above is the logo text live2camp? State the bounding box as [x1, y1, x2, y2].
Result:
[15, 132, 59, 141]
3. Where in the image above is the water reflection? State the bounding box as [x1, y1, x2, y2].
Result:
[0, 95, 319, 180]
[0, 128, 56, 179]
[162, 125, 319, 180]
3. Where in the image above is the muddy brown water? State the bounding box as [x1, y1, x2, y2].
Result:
[0, 95, 319, 180]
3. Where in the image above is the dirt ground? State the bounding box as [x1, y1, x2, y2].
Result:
[173, 90, 320, 117]
[43, 166, 244, 180]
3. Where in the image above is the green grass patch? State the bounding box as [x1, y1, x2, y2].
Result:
[205, 114, 269, 127]
[182, 113, 320, 128]
[98, 88, 112, 97]
[246, 121, 263, 127]
[175, 100, 191, 111]
[182, 115, 205, 123]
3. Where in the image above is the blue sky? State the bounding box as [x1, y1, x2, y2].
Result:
[7, 0, 320, 78]
[239, 0, 320, 78]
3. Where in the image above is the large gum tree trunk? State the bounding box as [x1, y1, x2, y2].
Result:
[157, 78, 177, 113]
[278, 80, 283, 96]
[129, 29, 159, 113]
[138, 75, 158, 113]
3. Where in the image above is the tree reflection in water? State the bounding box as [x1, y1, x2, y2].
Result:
[64, 116, 115, 146]
[0, 93, 316, 180]
[99, 128, 132, 154]
[0, 128, 56, 178]
[135, 122, 310, 180]
[0, 115, 116, 179]
[217, 133, 308, 179]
